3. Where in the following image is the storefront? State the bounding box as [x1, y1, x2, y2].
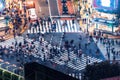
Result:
[91, 11, 119, 32]
[87, 0, 120, 34]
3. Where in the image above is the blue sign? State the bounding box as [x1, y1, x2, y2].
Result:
[93, 0, 119, 13]
[0, 0, 5, 11]
[93, 18, 119, 26]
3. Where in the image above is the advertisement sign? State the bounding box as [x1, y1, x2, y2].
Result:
[0, 0, 5, 11]
[93, 18, 119, 26]
[24, 1, 35, 9]
[93, 0, 119, 13]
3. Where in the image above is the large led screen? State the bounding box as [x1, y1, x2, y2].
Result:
[93, 0, 119, 13]
[0, 0, 5, 11]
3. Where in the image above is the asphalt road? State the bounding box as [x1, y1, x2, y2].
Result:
[48, 0, 59, 16]
[35, 0, 49, 17]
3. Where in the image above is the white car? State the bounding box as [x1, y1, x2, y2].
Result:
[28, 8, 37, 21]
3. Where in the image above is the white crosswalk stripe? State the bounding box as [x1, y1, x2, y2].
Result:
[39, 23, 42, 32]
[67, 20, 71, 32]
[57, 20, 62, 32]
[56, 20, 59, 32]
[60, 20, 64, 32]
[74, 24, 77, 32]
[69, 20, 74, 32]
[50, 51, 103, 71]
[43, 21, 46, 33]
[27, 19, 81, 34]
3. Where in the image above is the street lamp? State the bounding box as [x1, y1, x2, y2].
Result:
[86, 13, 89, 32]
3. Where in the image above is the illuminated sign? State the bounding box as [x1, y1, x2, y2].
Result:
[0, 0, 5, 11]
[93, 0, 119, 13]
[101, 0, 110, 7]
[24, 1, 35, 9]
[93, 18, 118, 25]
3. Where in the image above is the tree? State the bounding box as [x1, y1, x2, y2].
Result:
[83, 61, 120, 80]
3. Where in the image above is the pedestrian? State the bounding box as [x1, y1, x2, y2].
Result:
[78, 43, 81, 49]
[85, 43, 87, 49]
[28, 16, 31, 22]
[13, 29, 16, 38]
[15, 40, 18, 47]
[96, 49, 100, 57]
[78, 49, 82, 60]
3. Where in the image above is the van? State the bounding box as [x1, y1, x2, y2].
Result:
[28, 8, 37, 21]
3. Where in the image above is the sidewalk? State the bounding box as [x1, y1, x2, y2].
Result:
[0, 36, 24, 47]
[0, 23, 28, 40]
[93, 38, 120, 60]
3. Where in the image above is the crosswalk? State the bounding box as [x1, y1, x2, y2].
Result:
[25, 39, 103, 71]
[27, 19, 81, 34]
[0, 36, 103, 79]
[50, 51, 103, 71]
[67, 53, 102, 71]
[69, 73, 81, 80]
[27, 39, 103, 71]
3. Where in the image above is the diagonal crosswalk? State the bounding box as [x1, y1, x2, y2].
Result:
[50, 51, 103, 71]
[0, 36, 103, 78]
[27, 19, 81, 34]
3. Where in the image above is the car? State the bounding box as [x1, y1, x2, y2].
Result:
[28, 8, 37, 21]
[61, 0, 67, 3]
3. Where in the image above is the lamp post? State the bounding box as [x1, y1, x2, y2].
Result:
[86, 13, 89, 33]
[76, 0, 81, 22]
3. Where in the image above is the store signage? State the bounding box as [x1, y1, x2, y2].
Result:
[98, 19, 105, 22]
[93, 18, 118, 25]
[106, 20, 115, 24]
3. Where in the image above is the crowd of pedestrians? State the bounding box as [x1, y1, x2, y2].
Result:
[28, 18, 54, 33]
[93, 30, 120, 60]
[0, 34, 76, 76]
[1, 4, 28, 40]
[99, 37, 120, 60]
[1, 29, 116, 80]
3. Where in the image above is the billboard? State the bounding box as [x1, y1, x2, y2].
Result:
[93, 18, 119, 26]
[93, 0, 119, 13]
[0, 0, 5, 11]
[24, 1, 35, 9]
